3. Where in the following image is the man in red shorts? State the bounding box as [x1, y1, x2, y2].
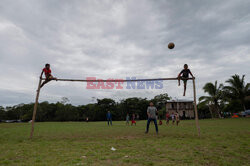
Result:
[40, 64, 57, 88]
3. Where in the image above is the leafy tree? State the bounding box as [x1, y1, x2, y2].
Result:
[151, 93, 170, 109]
[120, 97, 149, 120]
[60, 97, 70, 104]
[197, 102, 211, 119]
[0, 106, 6, 120]
[96, 98, 116, 120]
[223, 74, 250, 111]
[222, 100, 243, 113]
[199, 81, 223, 118]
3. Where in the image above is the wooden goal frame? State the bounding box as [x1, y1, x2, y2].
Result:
[30, 77, 200, 138]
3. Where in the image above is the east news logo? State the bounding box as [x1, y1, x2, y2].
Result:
[86, 77, 163, 89]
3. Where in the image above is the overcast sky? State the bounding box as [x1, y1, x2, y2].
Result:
[0, 0, 249, 106]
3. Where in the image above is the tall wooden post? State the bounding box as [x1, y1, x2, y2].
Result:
[192, 78, 200, 137]
[30, 77, 42, 139]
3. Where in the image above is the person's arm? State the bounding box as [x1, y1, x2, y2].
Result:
[189, 70, 194, 78]
[147, 112, 150, 118]
[147, 107, 150, 118]
[178, 70, 183, 77]
[49, 71, 53, 77]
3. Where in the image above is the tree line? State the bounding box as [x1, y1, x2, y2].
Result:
[198, 74, 250, 118]
[0, 74, 249, 121]
[0, 94, 170, 122]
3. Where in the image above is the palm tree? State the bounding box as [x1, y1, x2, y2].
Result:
[223, 74, 250, 111]
[199, 81, 223, 118]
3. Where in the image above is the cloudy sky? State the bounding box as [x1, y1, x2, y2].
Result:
[0, 0, 249, 106]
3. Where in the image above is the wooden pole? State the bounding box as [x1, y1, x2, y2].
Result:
[192, 78, 200, 137]
[42, 77, 192, 82]
[30, 77, 42, 139]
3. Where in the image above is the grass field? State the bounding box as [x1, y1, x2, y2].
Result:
[0, 119, 249, 166]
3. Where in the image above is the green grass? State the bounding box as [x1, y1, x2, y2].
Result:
[0, 119, 249, 166]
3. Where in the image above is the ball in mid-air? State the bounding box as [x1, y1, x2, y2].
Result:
[168, 42, 175, 49]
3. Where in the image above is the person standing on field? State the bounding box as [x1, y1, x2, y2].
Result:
[176, 112, 180, 126]
[166, 112, 170, 125]
[106, 111, 112, 126]
[131, 113, 136, 126]
[145, 102, 158, 134]
[171, 112, 175, 125]
[126, 113, 130, 126]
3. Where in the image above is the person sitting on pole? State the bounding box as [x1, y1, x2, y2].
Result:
[40, 63, 57, 88]
[177, 64, 194, 96]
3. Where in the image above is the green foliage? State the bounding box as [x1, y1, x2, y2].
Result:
[197, 102, 211, 119]
[222, 100, 244, 113]
[223, 74, 250, 111]
[199, 81, 223, 118]
[200, 74, 250, 116]
[0, 94, 170, 121]
[0, 106, 6, 120]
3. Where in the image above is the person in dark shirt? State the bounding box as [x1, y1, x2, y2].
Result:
[106, 111, 112, 126]
[178, 64, 194, 96]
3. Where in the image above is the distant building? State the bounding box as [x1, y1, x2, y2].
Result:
[166, 100, 194, 119]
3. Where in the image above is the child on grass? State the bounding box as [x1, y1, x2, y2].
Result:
[175, 112, 180, 126]
[178, 64, 194, 96]
[159, 118, 162, 125]
[166, 112, 170, 125]
[171, 112, 175, 125]
[106, 111, 112, 126]
[126, 113, 130, 126]
[131, 113, 136, 126]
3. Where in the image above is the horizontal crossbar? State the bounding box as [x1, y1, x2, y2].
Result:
[42, 77, 194, 82]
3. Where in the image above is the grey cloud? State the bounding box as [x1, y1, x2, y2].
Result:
[0, 0, 249, 106]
